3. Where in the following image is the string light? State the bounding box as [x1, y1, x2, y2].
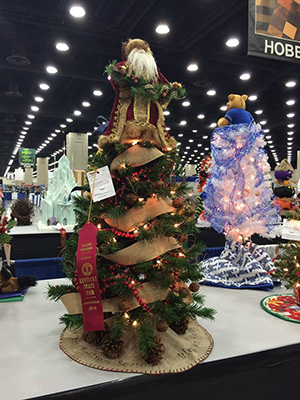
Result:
[139, 198, 144, 202]
[132, 320, 138, 327]
[124, 313, 130, 319]
[97, 224, 102, 230]
[174, 223, 180, 228]
[132, 140, 138, 146]
[178, 252, 185, 258]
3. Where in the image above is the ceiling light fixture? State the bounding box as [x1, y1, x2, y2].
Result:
[209, 122, 217, 128]
[248, 95, 258, 101]
[66, 118, 73, 122]
[287, 124, 295, 128]
[182, 101, 190, 107]
[207, 89, 216, 96]
[197, 114, 205, 119]
[56, 42, 69, 51]
[31, 106, 39, 111]
[287, 131, 294, 135]
[285, 81, 296, 87]
[179, 120, 187, 125]
[287, 113, 295, 118]
[93, 90, 102, 96]
[82, 101, 90, 107]
[60, 124, 67, 128]
[70, 5, 86, 18]
[39, 83, 50, 90]
[187, 63, 198, 72]
[220, 106, 227, 111]
[286, 99, 296, 106]
[51, 133, 57, 137]
[178, 133, 183, 137]
[240, 73, 251, 80]
[74, 110, 82, 116]
[46, 66, 58, 74]
[255, 110, 263, 114]
[27, 114, 35, 119]
[226, 38, 239, 47]
[24, 121, 32, 125]
[155, 24, 170, 34]
[163, 110, 170, 116]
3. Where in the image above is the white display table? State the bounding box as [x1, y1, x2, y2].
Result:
[0, 279, 299, 400]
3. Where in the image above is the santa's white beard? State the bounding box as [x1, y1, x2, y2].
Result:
[127, 48, 158, 80]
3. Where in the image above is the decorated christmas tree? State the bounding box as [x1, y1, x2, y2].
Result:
[200, 94, 281, 289]
[48, 39, 215, 371]
[203, 94, 280, 241]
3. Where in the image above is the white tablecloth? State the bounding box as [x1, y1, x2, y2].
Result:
[0, 278, 299, 400]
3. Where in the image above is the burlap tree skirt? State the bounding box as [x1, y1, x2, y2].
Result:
[60, 320, 213, 374]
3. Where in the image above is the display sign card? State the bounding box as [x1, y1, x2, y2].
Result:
[86, 166, 116, 202]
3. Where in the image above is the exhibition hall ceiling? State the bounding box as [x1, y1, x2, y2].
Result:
[0, 0, 298, 176]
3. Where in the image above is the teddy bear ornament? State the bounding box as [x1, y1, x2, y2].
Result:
[218, 94, 254, 127]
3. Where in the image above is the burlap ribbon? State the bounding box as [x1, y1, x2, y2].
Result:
[61, 282, 169, 315]
[104, 197, 175, 232]
[61, 281, 191, 316]
[100, 235, 180, 265]
[110, 145, 164, 175]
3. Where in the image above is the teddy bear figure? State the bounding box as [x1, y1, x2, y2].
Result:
[217, 94, 254, 127]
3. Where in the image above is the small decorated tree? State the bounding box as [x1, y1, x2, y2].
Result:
[48, 39, 215, 369]
[273, 242, 300, 305]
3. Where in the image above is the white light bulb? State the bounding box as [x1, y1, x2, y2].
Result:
[226, 38, 239, 47]
[56, 42, 69, 51]
[187, 63, 198, 72]
[46, 66, 58, 74]
[35, 96, 44, 102]
[39, 83, 50, 90]
[207, 90, 216, 96]
[93, 90, 102, 96]
[240, 73, 251, 80]
[197, 114, 205, 119]
[70, 5, 86, 18]
[74, 110, 82, 116]
[285, 81, 296, 87]
[156, 24, 170, 34]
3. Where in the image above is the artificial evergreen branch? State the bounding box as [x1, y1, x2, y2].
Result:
[60, 314, 83, 330]
[108, 314, 129, 341]
[136, 315, 157, 354]
[47, 284, 78, 301]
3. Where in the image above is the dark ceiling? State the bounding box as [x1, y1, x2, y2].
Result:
[0, 0, 298, 176]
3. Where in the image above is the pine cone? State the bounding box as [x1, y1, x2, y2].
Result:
[143, 336, 165, 366]
[170, 318, 189, 335]
[101, 334, 124, 359]
[82, 330, 106, 346]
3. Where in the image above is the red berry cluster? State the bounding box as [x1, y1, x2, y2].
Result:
[73, 270, 80, 291]
[171, 268, 179, 291]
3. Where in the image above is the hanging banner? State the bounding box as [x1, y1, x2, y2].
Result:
[19, 148, 36, 166]
[248, 0, 300, 63]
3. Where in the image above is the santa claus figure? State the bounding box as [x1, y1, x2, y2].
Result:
[99, 39, 184, 149]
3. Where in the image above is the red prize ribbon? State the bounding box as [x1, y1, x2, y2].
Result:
[77, 222, 104, 331]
